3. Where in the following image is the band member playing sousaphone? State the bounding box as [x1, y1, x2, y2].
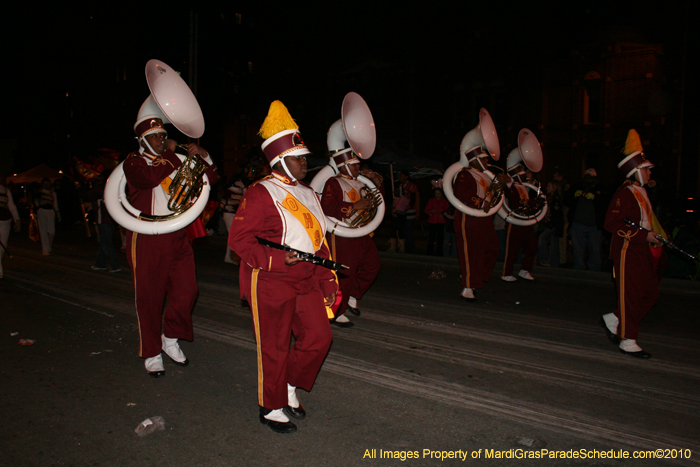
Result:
[318, 92, 383, 328]
[500, 129, 545, 282]
[601, 129, 665, 359]
[228, 101, 338, 434]
[118, 60, 218, 377]
[443, 108, 508, 302]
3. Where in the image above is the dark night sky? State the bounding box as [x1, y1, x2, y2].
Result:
[3, 2, 696, 176]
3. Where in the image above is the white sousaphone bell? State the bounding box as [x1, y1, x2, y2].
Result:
[104, 59, 210, 235]
[310, 92, 385, 238]
[497, 128, 547, 226]
[442, 108, 504, 217]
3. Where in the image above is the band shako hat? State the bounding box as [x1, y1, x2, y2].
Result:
[327, 117, 358, 171]
[618, 129, 653, 179]
[331, 150, 360, 171]
[259, 101, 311, 169]
[134, 95, 167, 140]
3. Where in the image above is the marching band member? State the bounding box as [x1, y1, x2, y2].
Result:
[321, 153, 383, 327]
[221, 177, 246, 264]
[0, 177, 21, 278]
[35, 177, 59, 255]
[124, 108, 218, 377]
[229, 101, 338, 434]
[443, 109, 507, 302]
[601, 129, 664, 359]
[501, 169, 538, 282]
[453, 155, 506, 301]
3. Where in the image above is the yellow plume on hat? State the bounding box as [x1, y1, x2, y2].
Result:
[258, 101, 299, 139]
[623, 129, 643, 156]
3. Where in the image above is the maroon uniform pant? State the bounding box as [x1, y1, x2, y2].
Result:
[611, 238, 659, 340]
[328, 234, 380, 316]
[455, 213, 499, 289]
[248, 270, 332, 410]
[126, 230, 197, 359]
[502, 223, 537, 277]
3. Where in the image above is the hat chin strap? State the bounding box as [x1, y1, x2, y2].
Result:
[474, 156, 488, 172]
[633, 164, 653, 185]
[138, 137, 160, 157]
[339, 161, 360, 180]
[139, 139, 151, 156]
[137, 129, 167, 157]
[279, 157, 297, 183]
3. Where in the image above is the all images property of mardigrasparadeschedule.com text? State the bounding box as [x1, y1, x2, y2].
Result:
[361, 448, 693, 462]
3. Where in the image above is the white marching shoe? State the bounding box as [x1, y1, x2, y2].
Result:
[284, 383, 306, 420]
[287, 384, 301, 409]
[501, 275, 517, 282]
[259, 407, 297, 434]
[518, 270, 535, 281]
[162, 335, 189, 366]
[264, 408, 290, 423]
[331, 314, 354, 328]
[346, 296, 361, 316]
[460, 287, 476, 301]
[619, 338, 651, 359]
[145, 354, 165, 378]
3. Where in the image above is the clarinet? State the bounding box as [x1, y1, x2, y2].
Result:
[255, 237, 349, 271]
[624, 218, 697, 261]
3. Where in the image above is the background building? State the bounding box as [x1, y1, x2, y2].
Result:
[4, 3, 698, 201]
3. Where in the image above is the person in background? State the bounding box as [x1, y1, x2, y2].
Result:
[0, 175, 21, 278]
[397, 170, 418, 253]
[442, 204, 458, 258]
[565, 168, 607, 271]
[424, 188, 449, 256]
[553, 169, 570, 265]
[89, 176, 121, 273]
[389, 187, 409, 253]
[55, 176, 79, 232]
[537, 180, 564, 268]
[35, 177, 59, 255]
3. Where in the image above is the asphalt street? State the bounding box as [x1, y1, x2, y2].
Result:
[1, 226, 699, 467]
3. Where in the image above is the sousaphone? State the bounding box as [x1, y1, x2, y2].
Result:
[104, 59, 210, 235]
[442, 108, 504, 217]
[497, 128, 547, 226]
[310, 92, 385, 238]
